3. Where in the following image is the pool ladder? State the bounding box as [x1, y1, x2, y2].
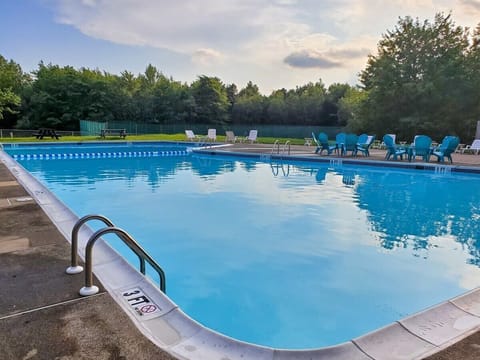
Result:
[271, 140, 291, 156]
[66, 214, 166, 296]
[434, 165, 452, 175]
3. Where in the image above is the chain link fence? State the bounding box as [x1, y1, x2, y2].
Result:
[0, 129, 81, 138]
[79, 120, 343, 139]
[0, 122, 343, 139]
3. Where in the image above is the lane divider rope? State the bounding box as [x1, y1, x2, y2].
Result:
[13, 150, 189, 160]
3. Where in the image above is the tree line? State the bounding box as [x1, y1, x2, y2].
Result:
[0, 59, 350, 130]
[1, 13, 480, 142]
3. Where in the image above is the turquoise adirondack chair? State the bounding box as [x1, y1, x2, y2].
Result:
[313, 132, 336, 155]
[335, 132, 346, 155]
[341, 134, 359, 156]
[408, 135, 432, 162]
[431, 136, 459, 163]
[337, 134, 358, 156]
[383, 134, 406, 160]
[355, 134, 376, 157]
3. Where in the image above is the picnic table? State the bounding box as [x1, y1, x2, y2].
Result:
[33, 128, 61, 140]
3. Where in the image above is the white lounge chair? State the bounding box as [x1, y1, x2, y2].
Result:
[462, 139, 480, 155]
[455, 143, 466, 153]
[244, 130, 258, 143]
[225, 131, 237, 143]
[207, 128, 216, 142]
[185, 130, 198, 141]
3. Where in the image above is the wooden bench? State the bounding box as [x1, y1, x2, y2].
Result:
[100, 129, 127, 139]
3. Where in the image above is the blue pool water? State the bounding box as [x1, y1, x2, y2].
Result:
[7, 142, 480, 349]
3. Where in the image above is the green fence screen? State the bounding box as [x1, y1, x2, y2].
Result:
[79, 120, 343, 139]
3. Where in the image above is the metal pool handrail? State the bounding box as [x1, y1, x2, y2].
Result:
[79, 226, 166, 296]
[66, 214, 166, 295]
[66, 214, 115, 275]
[271, 140, 291, 156]
[283, 140, 291, 155]
[271, 139, 280, 154]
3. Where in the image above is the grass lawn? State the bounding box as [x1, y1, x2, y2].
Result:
[0, 133, 308, 145]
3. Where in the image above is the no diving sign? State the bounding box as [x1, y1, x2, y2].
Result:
[122, 288, 161, 317]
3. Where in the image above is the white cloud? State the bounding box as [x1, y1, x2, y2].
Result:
[191, 48, 225, 67]
[80, 0, 97, 7]
[50, 0, 479, 92]
[460, 0, 480, 11]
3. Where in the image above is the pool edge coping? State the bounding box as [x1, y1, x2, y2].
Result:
[2, 147, 480, 360]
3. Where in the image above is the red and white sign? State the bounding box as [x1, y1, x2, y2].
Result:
[122, 287, 161, 316]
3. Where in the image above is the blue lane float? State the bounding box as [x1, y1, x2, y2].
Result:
[13, 150, 189, 161]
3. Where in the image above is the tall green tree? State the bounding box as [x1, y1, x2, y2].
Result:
[225, 83, 238, 114]
[338, 87, 368, 130]
[190, 75, 229, 124]
[266, 88, 289, 124]
[20, 63, 117, 130]
[293, 81, 327, 125]
[322, 83, 351, 126]
[152, 76, 192, 123]
[0, 55, 28, 126]
[231, 81, 265, 124]
[360, 13, 475, 141]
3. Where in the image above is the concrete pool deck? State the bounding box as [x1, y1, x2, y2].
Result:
[1, 142, 480, 359]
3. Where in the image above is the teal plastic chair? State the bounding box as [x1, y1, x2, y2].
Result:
[357, 134, 368, 146]
[383, 134, 406, 160]
[431, 136, 459, 163]
[335, 132, 346, 155]
[355, 134, 376, 157]
[408, 135, 432, 162]
[342, 134, 359, 156]
[313, 132, 336, 155]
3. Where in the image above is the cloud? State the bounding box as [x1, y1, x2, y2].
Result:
[53, 1, 270, 53]
[328, 48, 371, 59]
[191, 48, 225, 66]
[459, 0, 480, 11]
[284, 50, 341, 69]
[46, 0, 480, 93]
[80, 0, 97, 7]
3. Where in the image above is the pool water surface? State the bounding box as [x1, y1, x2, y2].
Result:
[8, 143, 480, 349]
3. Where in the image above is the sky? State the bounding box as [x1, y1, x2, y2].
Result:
[1, 0, 480, 94]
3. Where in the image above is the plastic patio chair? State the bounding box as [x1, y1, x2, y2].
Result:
[185, 130, 198, 141]
[408, 135, 432, 162]
[383, 134, 406, 160]
[244, 130, 258, 143]
[335, 132, 346, 155]
[207, 128, 217, 142]
[355, 134, 376, 157]
[313, 132, 336, 155]
[341, 134, 359, 156]
[431, 136, 460, 163]
[225, 131, 237, 143]
[462, 139, 480, 155]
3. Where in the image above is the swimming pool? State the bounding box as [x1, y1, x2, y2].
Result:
[6, 142, 480, 349]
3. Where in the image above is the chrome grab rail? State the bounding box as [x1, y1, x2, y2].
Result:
[66, 214, 115, 275]
[79, 226, 166, 296]
[271, 139, 280, 154]
[271, 140, 291, 156]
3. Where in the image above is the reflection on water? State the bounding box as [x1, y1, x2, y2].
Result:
[15, 152, 480, 349]
[355, 168, 480, 262]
